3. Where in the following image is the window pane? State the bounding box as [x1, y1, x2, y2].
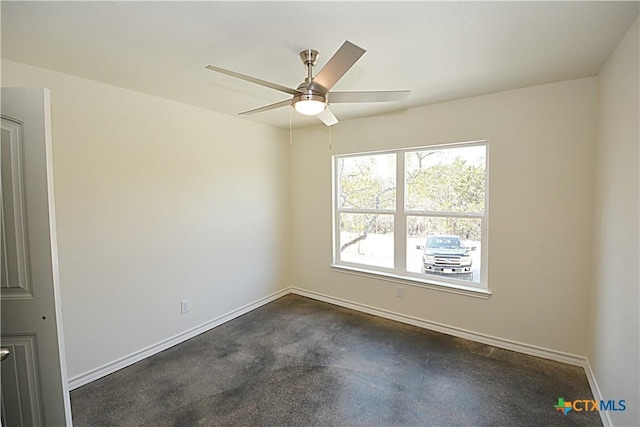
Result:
[407, 216, 481, 283]
[339, 213, 394, 268]
[338, 154, 396, 210]
[406, 146, 485, 213]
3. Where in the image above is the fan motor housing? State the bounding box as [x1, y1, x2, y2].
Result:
[293, 90, 326, 105]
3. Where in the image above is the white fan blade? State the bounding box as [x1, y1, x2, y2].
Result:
[317, 108, 339, 126]
[308, 41, 366, 92]
[206, 65, 300, 96]
[239, 99, 292, 115]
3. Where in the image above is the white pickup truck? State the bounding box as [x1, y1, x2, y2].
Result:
[421, 235, 474, 280]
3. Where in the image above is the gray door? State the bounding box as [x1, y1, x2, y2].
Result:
[1, 88, 72, 426]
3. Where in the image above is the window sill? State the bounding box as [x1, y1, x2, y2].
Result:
[330, 264, 491, 299]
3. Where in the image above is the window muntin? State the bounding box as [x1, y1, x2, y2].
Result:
[334, 142, 488, 291]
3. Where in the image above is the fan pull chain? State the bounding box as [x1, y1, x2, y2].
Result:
[289, 107, 292, 149]
[329, 124, 332, 150]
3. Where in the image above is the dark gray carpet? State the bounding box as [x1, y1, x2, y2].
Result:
[71, 294, 601, 426]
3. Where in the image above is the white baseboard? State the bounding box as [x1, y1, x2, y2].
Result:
[584, 358, 612, 427]
[71, 285, 599, 411]
[290, 287, 587, 367]
[68, 288, 290, 390]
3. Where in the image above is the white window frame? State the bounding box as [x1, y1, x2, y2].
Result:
[332, 140, 490, 298]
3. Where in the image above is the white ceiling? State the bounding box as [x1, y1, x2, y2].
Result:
[2, 1, 638, 129]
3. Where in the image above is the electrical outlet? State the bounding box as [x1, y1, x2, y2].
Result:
[396, 286, 404, 299]
[181, 299, 190, 314]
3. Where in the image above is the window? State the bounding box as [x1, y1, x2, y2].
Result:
[336, 153, 396, 269]
[333, 141, 488, 293]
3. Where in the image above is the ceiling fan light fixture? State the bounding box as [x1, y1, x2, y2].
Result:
[293, 92, 326, 116]
[294, 100, 326, 116]
[206, 41, 409, 126]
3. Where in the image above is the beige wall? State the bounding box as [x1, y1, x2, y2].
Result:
[588, 17, 639, 426]
[291, 77, 598, 356]
[1, 59, 291, 378]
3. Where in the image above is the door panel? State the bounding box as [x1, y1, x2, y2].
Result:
[0, 336, 43, 426]
[1, 118, 33, 299]
[1, 88, 72, 426]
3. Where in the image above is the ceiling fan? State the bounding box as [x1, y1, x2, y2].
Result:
[205, 41, 410, 126]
